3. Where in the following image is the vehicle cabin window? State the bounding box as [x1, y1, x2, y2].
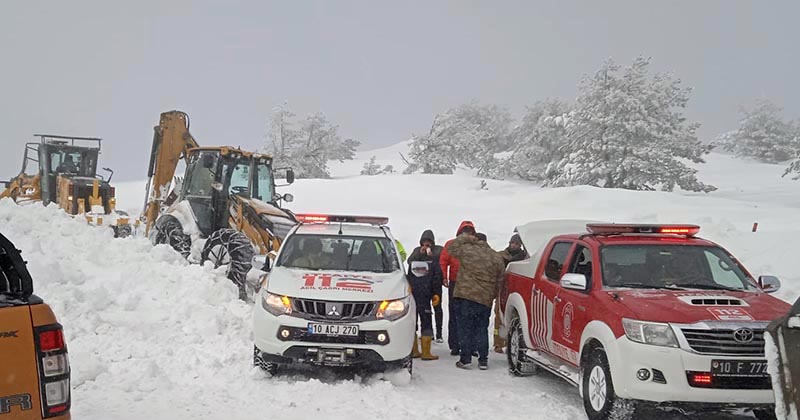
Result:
[567, 245, 593, 286]
[53, 151, 82, 174]
[705, 249, 750, 289]
[544, 242, 573, 281]
[254, 162, 274, 202]
[185, 152, 217, 197]
[228, 162, 250, 196]
[276, 234, 400, 273]
[600, 245, 753, 291]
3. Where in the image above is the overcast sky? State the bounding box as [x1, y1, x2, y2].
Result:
[1, 0, 798, 181]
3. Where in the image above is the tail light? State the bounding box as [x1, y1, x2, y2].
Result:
[35, 325, 70, 418]
[109, 186, 116, 197]
[67, 184, 74, 201]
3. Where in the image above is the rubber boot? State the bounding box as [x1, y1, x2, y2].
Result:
[420, 336, 439, 360]
[412, 334, 422, 358]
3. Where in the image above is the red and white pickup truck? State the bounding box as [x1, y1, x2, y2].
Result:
[499, 220, 789, 420]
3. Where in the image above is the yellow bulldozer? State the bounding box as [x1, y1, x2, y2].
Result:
[1, 134, 132, 237]
[141, 111, 297, 300]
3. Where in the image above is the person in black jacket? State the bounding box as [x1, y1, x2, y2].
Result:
[407, 229, 443, 360]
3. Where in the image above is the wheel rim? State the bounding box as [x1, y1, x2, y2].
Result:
[509, 323, 521, 368]
[589, 365, 607, 412]
[207, 244, 231, 270]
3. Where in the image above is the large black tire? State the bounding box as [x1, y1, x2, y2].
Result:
[582, 347, 636, 420]
[201, 229, 254, 300]
[507, 312, 536, 377]
[149, 216, 191, 258]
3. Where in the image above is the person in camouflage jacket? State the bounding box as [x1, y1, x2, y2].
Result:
[447, 232, 505, 369]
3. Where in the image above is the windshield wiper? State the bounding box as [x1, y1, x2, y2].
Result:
[672, 283, 744, 292]
[612, 282, 687, 291]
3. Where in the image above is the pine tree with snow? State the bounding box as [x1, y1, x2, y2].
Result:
[503, 99, 572, 181]
[548, 57, 715, 192]
[264, 104, 360, 179]
[718, 100, 797, 163]
[407, 103, 512, 176]
[782, 120, 800, 180]
[361, 156, 382, 176]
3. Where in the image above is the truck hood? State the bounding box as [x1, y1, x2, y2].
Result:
[266, 266, 410, 301]
[610, 289, 791, 324]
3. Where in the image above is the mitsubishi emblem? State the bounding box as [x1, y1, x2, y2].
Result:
[327, 305, 341, 317]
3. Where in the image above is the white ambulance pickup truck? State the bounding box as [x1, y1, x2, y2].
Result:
[253, 214, 415, 376]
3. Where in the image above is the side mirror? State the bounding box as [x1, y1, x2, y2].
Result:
[252, 255, 270, 272]
[758, 275, 781, 294]
[286, 169, 295, 185]
[102, 167, 114, 183]
[202, 154, 216, 169]
[561, 273, 587, 291]
[282, 193, 294, 203]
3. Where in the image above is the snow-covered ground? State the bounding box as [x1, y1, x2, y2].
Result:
[2, 143, 799, 419]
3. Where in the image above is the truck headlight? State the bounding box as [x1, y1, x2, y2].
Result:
[262, 292, 292, 316]
[622, 318, 678, 348]
[376, 296, 411, 321]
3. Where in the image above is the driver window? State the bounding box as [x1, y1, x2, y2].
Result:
[50, 153, 62, 173]
[567, 245, 593, 285]
[544, 242, 572, 282]
[186, 152, 217, 197]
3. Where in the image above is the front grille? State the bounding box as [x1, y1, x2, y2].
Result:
[291, 298, 376, 321]
[686, 372, 771, 390]
[681, 328, 765, 357]
[652, 369, 667, 384]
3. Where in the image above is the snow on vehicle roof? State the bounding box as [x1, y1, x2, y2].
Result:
[515, 219, 604, 264]
[293, 222, 389, 238]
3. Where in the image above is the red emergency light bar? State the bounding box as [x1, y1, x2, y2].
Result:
[586, 224, 700, 237]
[295, 214, 389, 226]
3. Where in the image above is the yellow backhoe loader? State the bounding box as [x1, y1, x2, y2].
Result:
[1, 135, 132, 237]
[141, 111, 297, 300]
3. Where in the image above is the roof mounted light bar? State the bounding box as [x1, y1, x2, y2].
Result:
[295, 214, 389, 226]
[585, 224, 700, 237]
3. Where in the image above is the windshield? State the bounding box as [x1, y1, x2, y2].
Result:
[276, 234, 400, 273]
[600, 244, 754, 291]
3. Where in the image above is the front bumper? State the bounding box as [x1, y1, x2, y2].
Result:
[253, 300, 415, 367]
[611, 336, 774, 405]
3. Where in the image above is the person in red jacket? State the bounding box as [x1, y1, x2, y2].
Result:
[439, 220, 476, 356]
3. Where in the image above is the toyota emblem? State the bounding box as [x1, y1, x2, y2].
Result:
[733, 328, 754, 344]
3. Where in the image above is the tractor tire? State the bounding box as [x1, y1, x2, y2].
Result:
[149, 216, 191, 258]
[201, 228, 254, 300]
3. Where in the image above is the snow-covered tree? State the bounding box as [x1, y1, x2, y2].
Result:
[264, 104, 359, 179]
[783, 120, 800, 179]
[361, 156, 381, 176]
[548, 57, 715, 192]
[718, 100, 797, 163]
[407, 103, 512, 176]
[503, 99, 572, 181]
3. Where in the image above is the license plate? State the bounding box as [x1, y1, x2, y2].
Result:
[307, 323, 359, 336]
[711, 360, 769, 377]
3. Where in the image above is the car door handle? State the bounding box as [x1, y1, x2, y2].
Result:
[554, 296, 562, 303]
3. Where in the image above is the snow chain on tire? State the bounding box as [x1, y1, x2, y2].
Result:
[150, 216, 191, 258]
[201, 228, 255, 300]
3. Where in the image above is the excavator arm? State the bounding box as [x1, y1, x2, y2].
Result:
[141, 111, 199, 234]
